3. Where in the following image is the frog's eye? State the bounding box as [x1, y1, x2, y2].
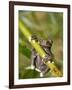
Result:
[46, 40, 53, 45]
[49, 40, 53, 44]
[31, 35, 38, 41]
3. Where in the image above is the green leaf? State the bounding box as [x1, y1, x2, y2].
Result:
[19, 69, 40, 79]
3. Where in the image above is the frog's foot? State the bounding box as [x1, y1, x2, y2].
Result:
[35, 68, 41, 72]
[40, 72, 44, 77]
[25, 65, 35, 70]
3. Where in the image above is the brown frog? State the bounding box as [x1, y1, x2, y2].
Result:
[30, 35, 54, 77]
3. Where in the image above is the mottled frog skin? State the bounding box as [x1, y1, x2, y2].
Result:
[31, 37, 54, 76]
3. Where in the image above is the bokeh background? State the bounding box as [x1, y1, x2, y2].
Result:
[19, 11, 63, 79]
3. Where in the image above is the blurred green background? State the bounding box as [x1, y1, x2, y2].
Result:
[19, 11, 63, 79]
